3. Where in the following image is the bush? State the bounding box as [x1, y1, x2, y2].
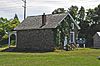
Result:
[11, 40, 15, 45]
[2, 34, 8, 40]
[66, 44, 72, 51]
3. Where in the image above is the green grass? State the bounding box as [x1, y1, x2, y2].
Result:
[0, 48, 100, 66]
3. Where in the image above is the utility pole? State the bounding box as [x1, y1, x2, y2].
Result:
[22, 0, 26, 20]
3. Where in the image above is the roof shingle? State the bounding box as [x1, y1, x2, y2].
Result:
[14, 14, 67, 30]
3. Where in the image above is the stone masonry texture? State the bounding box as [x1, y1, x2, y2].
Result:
[16, 29, 55, 51]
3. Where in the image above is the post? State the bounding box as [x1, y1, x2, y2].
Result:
[77, 44, 79, 48]
[22, 0, 26, 20]
[83, 44, 85, 48]
[24, 0, 26, 19]
[8, 31, 10, 48]
[15, 31, 17, 47]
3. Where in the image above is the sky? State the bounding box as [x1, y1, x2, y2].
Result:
[0, 0, 100, 21]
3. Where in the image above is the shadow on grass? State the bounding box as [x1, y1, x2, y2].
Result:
[0, 47, 54, 53]
[90, 48, 100, 50]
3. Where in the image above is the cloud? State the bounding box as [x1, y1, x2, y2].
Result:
[0, 0, 100, 21]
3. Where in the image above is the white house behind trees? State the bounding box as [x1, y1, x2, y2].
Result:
[93, 32, 100, 48]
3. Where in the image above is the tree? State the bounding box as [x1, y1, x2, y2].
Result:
[93, 4, 100, 24]
[78, 6, 85, 20]
[78, 6, 89, 38]
[68, 6, 78, 19]
[52, 4, 100, 48]
[14, 14, 19, 20]
[6, 14, 20, 32]
[86, 9, 94, 24]
[52, 8, 66, 14]
[78, 4, 100, 47]
[0, 17, 9, 44]
[0, 14, 20, 45]
[52, 7, 78, 49]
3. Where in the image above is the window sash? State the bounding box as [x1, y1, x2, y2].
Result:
[70, 32, 75, 43]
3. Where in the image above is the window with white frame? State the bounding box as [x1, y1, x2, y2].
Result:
[70, 32, 75, 43]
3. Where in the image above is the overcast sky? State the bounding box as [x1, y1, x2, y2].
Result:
[0, 0, 100, 21]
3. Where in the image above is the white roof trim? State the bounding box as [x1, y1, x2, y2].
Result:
[97, 32, 100, 36]
[67, 10, 81, 30]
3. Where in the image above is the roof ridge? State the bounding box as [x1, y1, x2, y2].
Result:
[27, 13, 67, 17]
[14, 13, 68, 30]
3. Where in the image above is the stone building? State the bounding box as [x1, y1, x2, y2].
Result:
[14, 13, 80, 51]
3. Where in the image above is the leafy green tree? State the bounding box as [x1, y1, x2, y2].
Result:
[52, 7, 78, 49]
[68, 6, 78, 19]
[52, 4, 100, 48]
[93, 4, 100, 24]
[6, 14, 20, 32]
[86, 9, 94, 24]
[0, 17, 9, 44]
[52, 8, 66, 14]
[0, 14, 20, 45]
[78, 6, 85, 20]
[78, 6, 89, 38]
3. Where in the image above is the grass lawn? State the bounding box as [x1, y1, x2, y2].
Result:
[0, 48, 100, 66]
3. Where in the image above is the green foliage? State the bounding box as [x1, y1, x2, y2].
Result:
[11, 40, 15, 45]
[78, 6, 85, 20]
[66, 44, 72, 51]
[0, 28, 3, 32]
[2, 34, 8, 40]
[54, 18, 71, 49]
[52, 4, 100, 47]
[52, 8, 66, 14]
[52, 6, 79, 49]
[0, 14, 20, 45]
[68, 6, 78, 19]
[86, 9, 95, 23]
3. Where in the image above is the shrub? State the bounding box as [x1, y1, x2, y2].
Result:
[66, 44, 72, 51]
[11, 40, 15, 45]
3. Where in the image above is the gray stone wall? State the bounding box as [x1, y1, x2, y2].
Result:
[16, 29, 55, 51]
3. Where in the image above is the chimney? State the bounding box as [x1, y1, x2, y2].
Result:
[42, 13, 46, 26]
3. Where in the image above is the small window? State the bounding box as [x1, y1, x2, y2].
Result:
[70, 32, 75, 43]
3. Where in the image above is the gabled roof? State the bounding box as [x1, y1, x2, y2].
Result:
[67, 12, 80, 30]
[93, 32, 100, 38]
[14, 13, 80, 30]
[97, 32, 100, 36]
[14, 14, 67, 30]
